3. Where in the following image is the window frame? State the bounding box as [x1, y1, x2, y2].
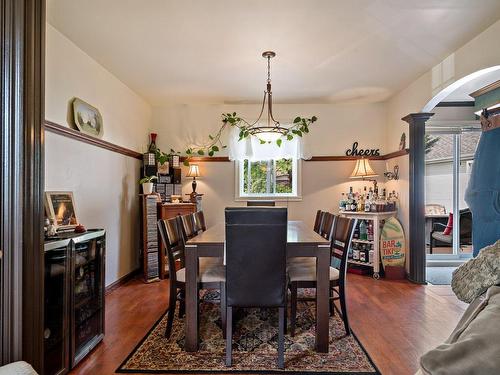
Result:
[234, 158, 302, 201]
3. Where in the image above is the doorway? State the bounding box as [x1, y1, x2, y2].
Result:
[420, 67, 500, 284]
[425, 123, 480, 261]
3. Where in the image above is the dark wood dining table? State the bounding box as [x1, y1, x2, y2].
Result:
[184, 220, 331, 353]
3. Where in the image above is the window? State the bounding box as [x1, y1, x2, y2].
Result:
[236, 158, 301, 200]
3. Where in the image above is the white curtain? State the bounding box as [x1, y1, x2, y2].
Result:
[227, 126, 311, 161]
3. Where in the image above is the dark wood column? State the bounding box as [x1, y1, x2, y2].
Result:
[1, 0, 45, 370]
[402, 113, 434, 284]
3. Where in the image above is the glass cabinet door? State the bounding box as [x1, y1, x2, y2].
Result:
[72, 236, 104, 365]
[44, 245, 69, 375]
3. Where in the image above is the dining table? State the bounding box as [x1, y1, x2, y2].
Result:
[184, 220, 331, 353]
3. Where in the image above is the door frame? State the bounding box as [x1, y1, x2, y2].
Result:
[1, 0, 45, 370]
[425, 122, 481, 261]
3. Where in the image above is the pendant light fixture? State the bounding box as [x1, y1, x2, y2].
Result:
[247, 51, 288, 142]
[170, 51, 318, 165]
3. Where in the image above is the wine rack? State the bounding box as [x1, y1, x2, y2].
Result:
[44, 229, 105, 375]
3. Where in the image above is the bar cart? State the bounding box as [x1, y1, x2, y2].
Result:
[339, 211, 397, 279]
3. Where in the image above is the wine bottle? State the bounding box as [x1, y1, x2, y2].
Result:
[148, 133, 157, 153]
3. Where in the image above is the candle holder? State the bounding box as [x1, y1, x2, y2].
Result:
[384, 165, 399, 180]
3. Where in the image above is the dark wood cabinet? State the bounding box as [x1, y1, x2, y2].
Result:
[44, 230, 105, 375]
[44, 239, 70, 375]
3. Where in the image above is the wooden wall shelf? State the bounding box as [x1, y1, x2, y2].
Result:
[182, 149, 409, 162]
[44, 120, 142, 160]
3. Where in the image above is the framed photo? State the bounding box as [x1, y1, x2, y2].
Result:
[45, 191, 79, 230]
[72, 97, 103, 137]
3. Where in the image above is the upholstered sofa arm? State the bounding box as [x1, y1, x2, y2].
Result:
[0, 361, 38, 375]
[451, 239, 500, 303]
[419, 286, 500, 375]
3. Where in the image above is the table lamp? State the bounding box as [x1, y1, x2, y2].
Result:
[350, 158, 379, 189]
[186, 164, 201, 194]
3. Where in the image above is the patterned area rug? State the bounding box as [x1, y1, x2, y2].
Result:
[117, 290, 379, 374]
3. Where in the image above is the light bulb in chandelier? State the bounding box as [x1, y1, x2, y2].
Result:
[257, 128, 284, 143]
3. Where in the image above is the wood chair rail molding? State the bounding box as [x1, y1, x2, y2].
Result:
[44, 120, 408, 162]
[186, 149, 409, 162]
[44, 120, 143, 160]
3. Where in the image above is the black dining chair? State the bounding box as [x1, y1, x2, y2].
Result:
[158, 217, 226, 338]
[180, 213, 197, 240]
[288, 216, 356, 336]
[224, 207, 288, 369]
[180, 212, 223, 271]
[193, 210, 207, 233]
[313, 210, 324, 233]
[319, 212, 336, 241]
[289, 212, 336, 271]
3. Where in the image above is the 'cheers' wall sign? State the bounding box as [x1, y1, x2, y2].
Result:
[345, 142, 380, 157]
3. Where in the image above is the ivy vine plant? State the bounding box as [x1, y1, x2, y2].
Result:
[157, 113, 318, 166]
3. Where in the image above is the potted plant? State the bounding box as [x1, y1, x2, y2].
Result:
[139, 175, 157, 195]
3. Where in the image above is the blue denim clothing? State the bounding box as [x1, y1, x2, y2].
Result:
[464, 127, 500, 256]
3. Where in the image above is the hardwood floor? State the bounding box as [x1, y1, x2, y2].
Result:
[69, 274, 467, 375]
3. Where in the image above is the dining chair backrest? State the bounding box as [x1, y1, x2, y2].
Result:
[193, 210, 207, 232]
[225, 207, 287, 307]
[313, 210, 324, 233]
[158, 217, 185, 283]
[319, 212, 336, 241]
[180, 213, 197, 240]
[246, 201, 276, 207]
[331, 217, 357, 277]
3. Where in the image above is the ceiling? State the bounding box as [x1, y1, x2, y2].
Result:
[47, 0, 500, 105]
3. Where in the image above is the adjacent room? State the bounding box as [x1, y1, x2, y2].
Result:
[1, 1, 499, 375]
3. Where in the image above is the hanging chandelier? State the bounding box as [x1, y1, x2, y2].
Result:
[221, 51, 317, 145]
[246, 51, 289, 142]
[168, 51, 318, 165]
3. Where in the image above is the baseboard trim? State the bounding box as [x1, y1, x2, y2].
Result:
[106, 268, 141, 295]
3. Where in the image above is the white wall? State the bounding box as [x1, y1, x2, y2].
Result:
[45, 24, 152, 286]
[152, 103, 389, 156]
[152, 103, 391, 225]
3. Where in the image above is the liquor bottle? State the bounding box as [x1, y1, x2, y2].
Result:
[392, 190, 399, 210]
[353, 225, 359, 239]
[367, 221, 374, 241]
[359, 220, 367, 240]
[353, 248, 360, 261]
[357, 194, 364, 212]
[364, 195, 371, 212]
[360, 250, 367, 262]
[369, 249, 374, 264]
[348, 244, 354, 259]
[351, 197, 357, 212]
[348, 186, 353, 200]
[339, 193, 346, 211]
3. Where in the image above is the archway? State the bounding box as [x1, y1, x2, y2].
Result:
[404, 66, 500, 284]
[422, 66, 500, 112]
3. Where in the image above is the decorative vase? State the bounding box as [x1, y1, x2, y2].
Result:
[142, 182, 154, 195]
